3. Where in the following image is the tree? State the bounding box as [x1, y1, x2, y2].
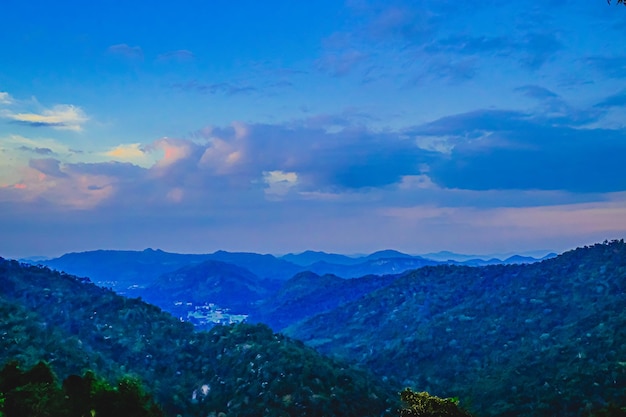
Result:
[608, 0, 625, 5]
[399, 389, 473, 417]
[0, 361, 164, 417]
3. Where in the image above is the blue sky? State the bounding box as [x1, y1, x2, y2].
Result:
[1, 0, 625, 258]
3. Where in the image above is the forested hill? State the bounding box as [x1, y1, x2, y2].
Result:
[0, 257, 396, 417]
[286, 240, 626, 417]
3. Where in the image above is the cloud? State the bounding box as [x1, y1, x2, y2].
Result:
[2, 105, 624, 259]
[2, 159, 117, 210]
[2, 104, 624, 223]
[103, 143, 156, 167]
[586, 55, 626, 79]
[376, 196, 626, 254]
[197, 122, 428, 191]
[18, 146, 54, 155]
[0, 92, 13, 105]
[518, 32, 562, 69]
[512, 85, 602, 126]
[29, 158, 67, 178]
[199, 136, 245, 175]
[594, 90, 626, 108]
[157, 50, 195, 63]
[426, 35, 513, 56]
[107, 43, 144, 60]
[150, 138, 198, 167]
[173, 80, 257, 95]
[426, 31, 562, 71]
[410, 110, 626, 193]
[263, 170, 298, 197]
[315, 50, 368, 77]
[5, 104, 88, 131]
[354, 2, 440, 45]
[514, 85, 559, 100]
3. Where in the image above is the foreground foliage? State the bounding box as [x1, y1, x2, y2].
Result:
[0, 361, 162, 417]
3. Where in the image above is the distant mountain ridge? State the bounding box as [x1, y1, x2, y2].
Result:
[31, 247, 556, 330]
[36, 247, 550, 291]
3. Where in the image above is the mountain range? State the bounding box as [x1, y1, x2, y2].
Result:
[285, 241, 626, 416]
[0, 257, 395, 417]
[4, 240, 624, 417]
[37, 247, 554, 292]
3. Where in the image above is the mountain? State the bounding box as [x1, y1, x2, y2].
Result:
[422, 250, 554, 263]
[285, 240, 626, 417]
[38, 248, 549, 298]
[280, 250, 362, 266]
[502, 254, 546, 264]
[38, 248, 215, 290]
[206, 250, 303, 280]
[249, 271, 397, 331]
[38, 249, 304, 291]
[307, 256, 440, 278]
[0, 257, 396, 417]
[365, 249, 414, 260]
[141, 260, 279, 315]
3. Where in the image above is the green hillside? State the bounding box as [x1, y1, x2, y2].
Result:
[0, 258, 396, 417]
[142, 259, 279, 315]
[249, 271, 396, 330]
[286, 240, 626, 417]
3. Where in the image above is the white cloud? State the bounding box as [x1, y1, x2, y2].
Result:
[0, 92, 13, 105]
[414, 135, 456, 154]
[6, 104, 88, 131]
[104, 143, 156, 167]
[263, 170, 298, 197]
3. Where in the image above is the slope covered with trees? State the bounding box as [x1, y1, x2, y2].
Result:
[0, 258, 396, 416]
[249, 271, 397, 330]
[286, 240, 626, 417]
[141, 259, 280, 314]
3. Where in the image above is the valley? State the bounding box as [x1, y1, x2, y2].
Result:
[1, 240, 625, 417]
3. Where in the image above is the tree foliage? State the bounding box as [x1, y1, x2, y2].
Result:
[287, 240, 626, 417]
[0, 258, 396, 417]
[0, 361, 163, 417]
[399, 389, 473, 417]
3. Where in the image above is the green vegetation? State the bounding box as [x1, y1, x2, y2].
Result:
[0, 360, 162, 417]
[588, 403, 626, 417]
[3, 240, 626, 416]
[0, 257, 395, 416]
[287, 240, 626, 416]
[250, 271, 396, 330]
[399, 389, 472, 417]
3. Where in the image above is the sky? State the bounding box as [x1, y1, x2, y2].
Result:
[1, 0, 626, 259]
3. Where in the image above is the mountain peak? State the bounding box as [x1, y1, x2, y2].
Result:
[365, 249, 413, 260]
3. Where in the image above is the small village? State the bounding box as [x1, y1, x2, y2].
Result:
[173, 301, 248, 327]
